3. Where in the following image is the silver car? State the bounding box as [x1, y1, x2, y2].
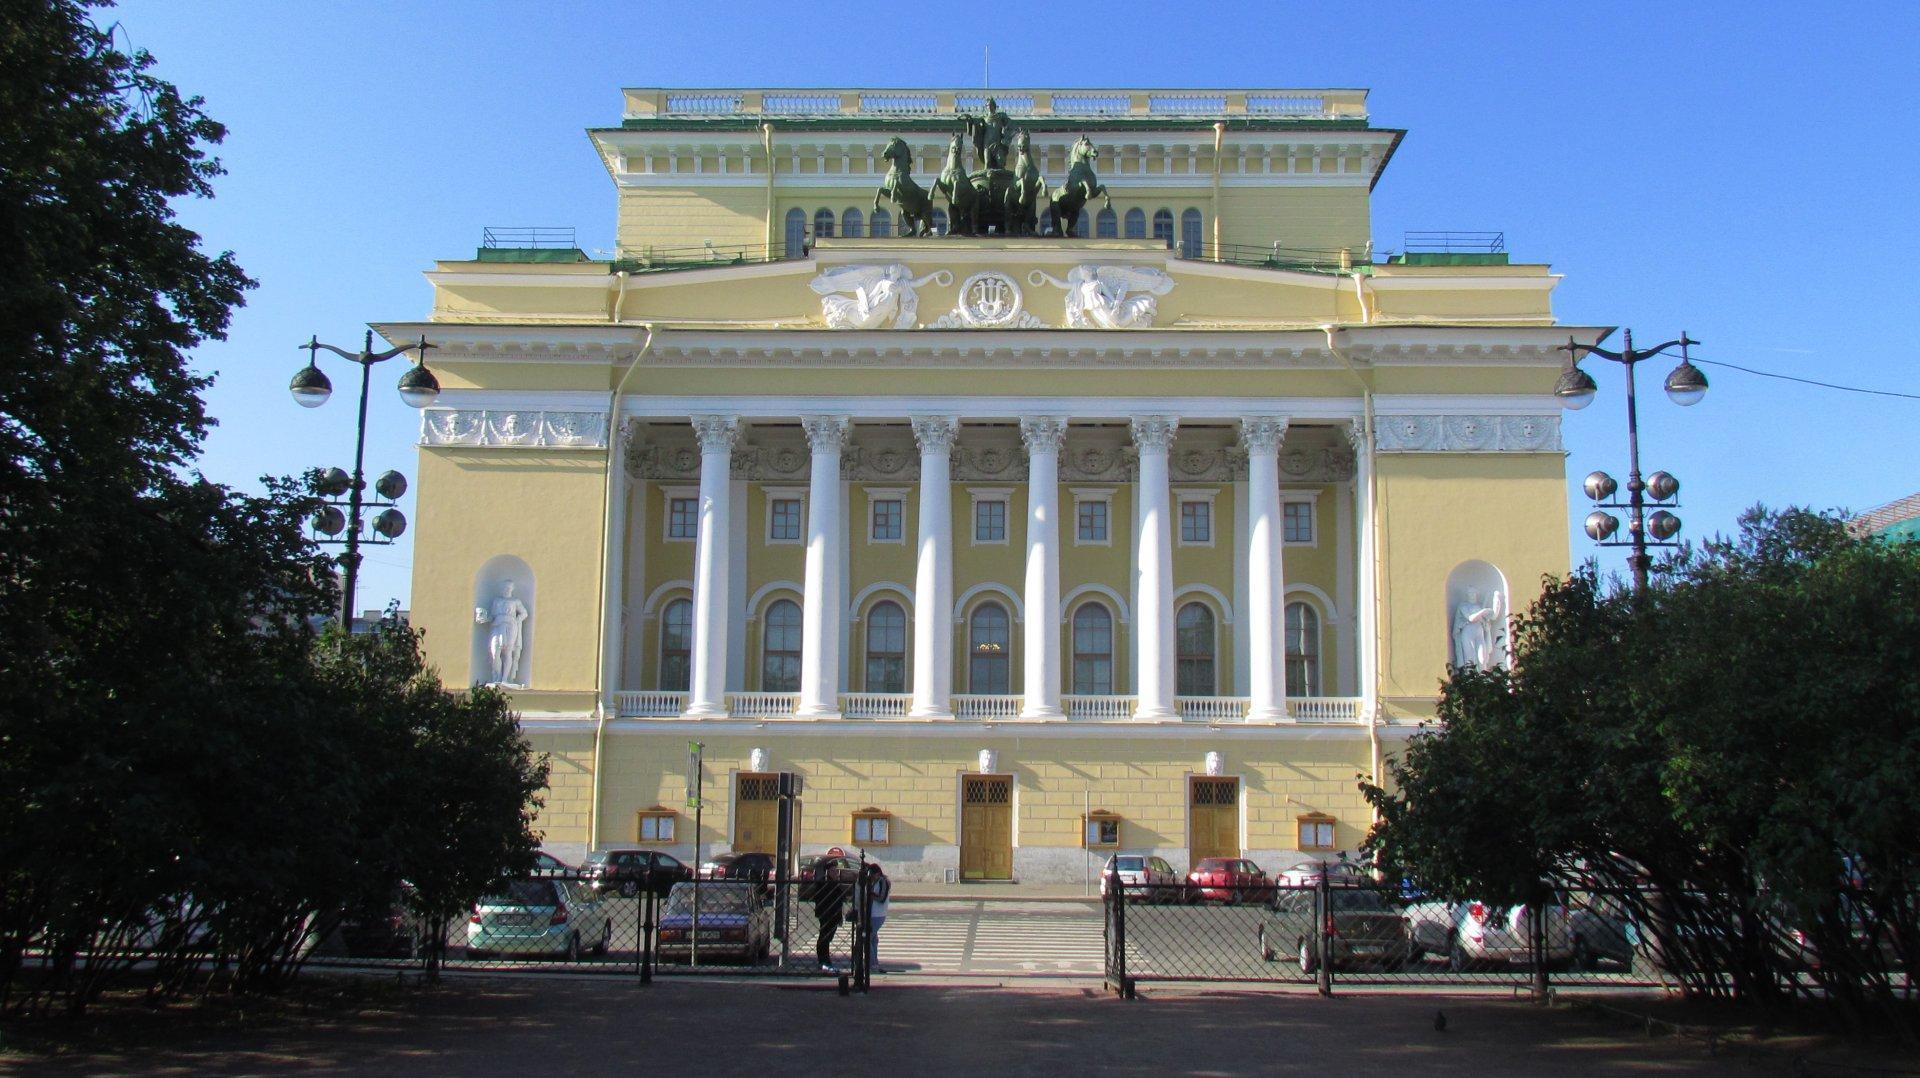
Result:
[1100, 854, 1179, 903]
[1404, 899, 1572, 970]
[467, 878, 611, 960]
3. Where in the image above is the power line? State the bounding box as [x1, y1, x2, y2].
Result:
[1692, 357, 1920, 401]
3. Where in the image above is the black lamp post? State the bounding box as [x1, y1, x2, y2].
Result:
[1556, 330, 1709, 592]
[290, 329, 440, 625]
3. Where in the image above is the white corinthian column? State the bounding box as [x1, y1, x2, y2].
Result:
[797, 415, 848, 718]
[1241, 416, 1290, 722]
[909, 416, 957, 718]
[686, 414, 738, 718]
[1131, 415, 1178, 720]
[1020, 416, 1067, 719]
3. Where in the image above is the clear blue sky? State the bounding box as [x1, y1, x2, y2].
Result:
[111, 0, 1920, 612]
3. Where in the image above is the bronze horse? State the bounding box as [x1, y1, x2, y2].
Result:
[1048, 136, 1112, 237]
[1005, 130, 1046, 237]
[930, 132, 977, 236]
[874, 137, 936, 237]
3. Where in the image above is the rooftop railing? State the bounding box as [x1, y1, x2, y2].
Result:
[482, 226, 578, 250]
[625, 88, 1369, 122]
[1402, 230, 1506, 254]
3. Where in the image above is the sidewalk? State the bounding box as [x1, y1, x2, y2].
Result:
[890, 881, 1102, 902]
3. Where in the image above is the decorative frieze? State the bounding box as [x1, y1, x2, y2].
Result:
[1028, 266, 1176, 329]
[954, 443, 1029, 482]
[924, 271, 1047, 329]
[841, 443, 921, 482]
[420, 408, 609, 449]
[1373, 414, 1562, 454]
[1059, 443, 1132, 483]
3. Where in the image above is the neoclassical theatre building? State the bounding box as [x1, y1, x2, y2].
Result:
[385, 87, 1591, 880]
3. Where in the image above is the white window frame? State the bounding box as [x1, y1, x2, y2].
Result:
[1281, 491, 1318, 547]
[968, 487, 1012, 546]
[662, 485, 700, 543]
[1071, 487, 1114, 547]
[763, 486, 807, 545]
[1176, 489, 1218, 548]
[865, 487, 908, 545]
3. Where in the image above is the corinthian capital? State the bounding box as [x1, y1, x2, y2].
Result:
[690, 414, 738, 454]
[1239, 415, 1290, 455]
[800, 415, 850, 453]
[911, 415, 958, 456]
[1128, 415, 1179, 451]
[1018, 416, 1068, 456]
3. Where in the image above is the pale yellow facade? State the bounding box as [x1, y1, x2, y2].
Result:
[391, 87, 1591, 879]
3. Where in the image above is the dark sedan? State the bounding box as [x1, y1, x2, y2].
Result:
[581, 849, 691, 898]
[700, 852, 775, 881]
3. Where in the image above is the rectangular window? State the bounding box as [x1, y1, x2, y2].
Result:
[1084, 813, 1121, 848]
[852, 812, 892, 846]
[871, 498, 903, 542]
[668, 497, 698, 540]
[1077, 500, 1108, 542]
[974, 499, 1007, 543]
[769, 497, 803, 542]
[638, 811, 677, 844]
[1296, 815, 1336, 851]
[1284, 500, 1315, 544]
[1179, 500, 1212, 544]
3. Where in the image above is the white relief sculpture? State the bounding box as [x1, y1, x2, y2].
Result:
[475, 580, 531, 686]
[809, 265, 951, 329]
[1373, 414, 1562, 453]
[1204, 751, 1225, 777]
[749, 747, 769, 773]
[1029, 266, 1176, 329]
[978, 748, 999, 774]
[924, 271, 1047, 328]
[1450, 587, 1505, 670]
[420, 409, 609, 449]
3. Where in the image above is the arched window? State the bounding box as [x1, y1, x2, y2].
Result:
[1151, 208, 1173, 247]
[1095, 207, 1117, 238]
[784, 208, 807, 258]
[1074, 209, 1090, 238]
[869, 208, 892, 238]
[931, 208, 949, 236]
[1123, 208, 1146, 239]
[1180, 208, 1203, 258]
[866, 601, 907, 693]
[842, 207, 864, 238]
[660, 598, 694, 692]
[813, 208, 835, 240]
[968, 602, 1011, 693]
[762, 599, 803, 691]
[1286, 602, 1321, 697]
[1071, 604, 1114, 694]
[1176, 603, 1216, 696]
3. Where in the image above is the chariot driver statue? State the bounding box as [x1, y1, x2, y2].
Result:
[969, 97, 1016, 170]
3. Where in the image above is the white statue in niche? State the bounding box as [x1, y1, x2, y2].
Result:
[808, 264, 951, 329]
[475, 580, 530, 686]
[1450, 587, 1506, 670]
[1029, 265, 1176, 329]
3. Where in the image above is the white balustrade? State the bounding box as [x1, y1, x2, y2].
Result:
[1148, 94, 1228, 115]
[841, 693, 911, 720]
[616, 691, 688, 717]
[952, 695, 1023, 720]
[1051, 93, 1132, 115]
[763, 93, 840, 115]
[631, 89, 1362, 121]
[1290, 696, 1363, 723]
[1063, 695, 1136, 720]
[727, 692, 799, 718]
[1177, 696, 1250, 722]
[664, 93, 742, 114]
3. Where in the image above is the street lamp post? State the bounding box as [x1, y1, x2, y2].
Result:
[290, 329, 440, 625]
[1556, 329, 1709, 592]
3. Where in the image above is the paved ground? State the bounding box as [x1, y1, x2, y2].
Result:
[2, 977, 1778, 1076]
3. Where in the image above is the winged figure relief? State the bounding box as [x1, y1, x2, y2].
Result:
[1029, 265, 1176, 329]
[808, 264, 952, 330]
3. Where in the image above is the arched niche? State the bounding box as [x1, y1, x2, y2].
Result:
[1444, 560, 1510, 671]
[473, 555, 535, 687]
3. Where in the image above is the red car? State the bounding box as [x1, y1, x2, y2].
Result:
[1186, 858, 1273, 905]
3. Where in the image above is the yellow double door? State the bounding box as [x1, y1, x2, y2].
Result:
[959, 775, 1013, 880]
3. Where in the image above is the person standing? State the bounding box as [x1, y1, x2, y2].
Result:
[861, 862, 891, 974]
[813, 865, 848, 971]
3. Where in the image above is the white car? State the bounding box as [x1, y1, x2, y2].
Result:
[1100, 854, 1179, 903]
[1404, 899, 1573, 970]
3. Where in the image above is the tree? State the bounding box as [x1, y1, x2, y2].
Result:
[1363, 508, 1920, 1031]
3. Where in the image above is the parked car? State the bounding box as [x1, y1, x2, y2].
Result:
[700, 852, 775, 881]
[797, 852, 863, 902]
[467, 879, 611, 960]
[581, 849, 691, 898]
[1276, 860, 1372, 888]
[1563, 894, 1637, 970]
[530, 852, 572, 877]
[1186, 858, 1274, 905]
[1260, 885, 1411, 974]
[1100, 855, 1179, 903]
[1404, 899, 1573, 970]
[656, 882, 776, 964]
[325, 886, 420, 959]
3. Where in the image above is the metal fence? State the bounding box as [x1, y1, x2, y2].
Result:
[305, 871, 876, 988]
[1103, 878, 1675, 997]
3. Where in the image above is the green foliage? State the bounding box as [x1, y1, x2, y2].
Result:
[1363, 507, 1920, 1026]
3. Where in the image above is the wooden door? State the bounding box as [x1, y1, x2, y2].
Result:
[734, 773, 780, 854]
[1189, 777, 1240, 864]
[959, 775, 1013, 880]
